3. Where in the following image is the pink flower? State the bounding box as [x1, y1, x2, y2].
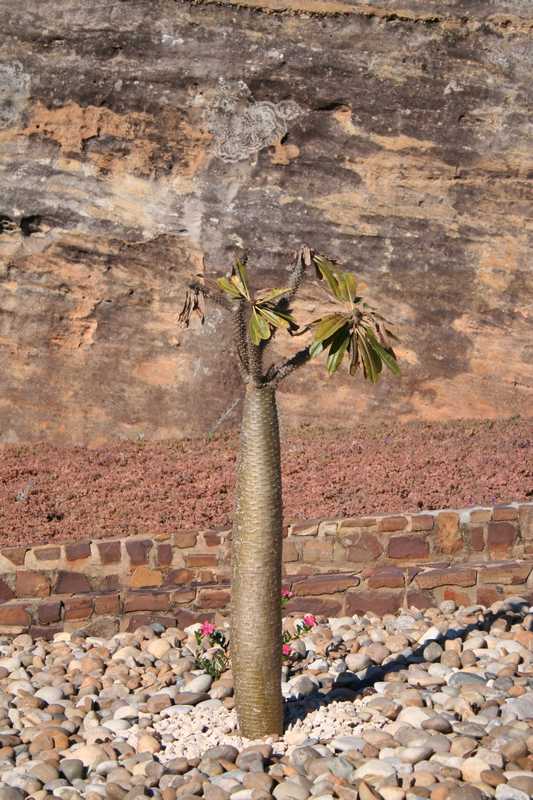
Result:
[282, 643, 292, 656]
[281, 588, 294, 599]
[200, 621, 216, 637]
[303, 614, 317, 628]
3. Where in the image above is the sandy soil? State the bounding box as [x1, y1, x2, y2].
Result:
[0, 416, 530, 547]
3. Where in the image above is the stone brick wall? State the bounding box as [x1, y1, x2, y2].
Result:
[0, 503, 532, 638]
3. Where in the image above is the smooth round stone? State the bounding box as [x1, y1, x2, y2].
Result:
[354, 760, 397, 780]
[446, 787, 484, 800]
[273, 781, 310, 800]
[203, 745, 239, 762]
[422, 716, 452, 734]
[399, 746, 434, 764]
[423, 642, 443, 662]
[173, 692, 210, 706]
[345, 654, 371, 672]
[331, 736, 365, 753]
[59, 759, 85, 782]
[146, 639, 171, 659]
[114, 706, 139, 720]
[448, 672, 486, 688]
[288, 676, 316, 698]
[0, 790, 26, 800]
[507, 776, 533, 794]
[461, 757, 492, 784]
[70, 745, 108, 768]
[35, 687, 64, 704]
[396, 707, 431, 726]
[184, 674, 213, 694]
[495, 786, 529, 800]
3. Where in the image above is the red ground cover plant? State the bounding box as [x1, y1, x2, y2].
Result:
[0, 416, 530, 547]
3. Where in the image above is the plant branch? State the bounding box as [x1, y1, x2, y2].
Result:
[233, 300, 249, 382]
[188, 280, 234, 312]
[266, 345, 313, 388]
[275, 244, 313, 311]
[247, 338, 264, 386]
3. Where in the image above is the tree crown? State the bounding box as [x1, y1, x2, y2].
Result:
[179, 246, 399, 388]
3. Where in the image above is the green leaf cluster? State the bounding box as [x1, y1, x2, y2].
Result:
[217, 260, 297, 345]
[310, 255, 400, 381]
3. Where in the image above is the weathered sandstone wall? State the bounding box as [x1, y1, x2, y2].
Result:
[0, 1, 532, 444]
[0, 502, 531, 637]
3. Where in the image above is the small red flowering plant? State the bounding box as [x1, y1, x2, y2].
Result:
[194, 620, 229, 680]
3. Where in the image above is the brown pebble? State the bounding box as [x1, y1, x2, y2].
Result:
[481, 769, 506, 787]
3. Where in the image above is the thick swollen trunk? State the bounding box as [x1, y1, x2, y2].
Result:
[231, 384, 284, 738]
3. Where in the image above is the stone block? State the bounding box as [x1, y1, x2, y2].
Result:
[125, 539, 152, 565]
[94, 593, 120, 615]
[436, 512, 462, 555]
[282, 540, 299, 562]
[16, 571, 50, 598]
[416, 566, 477, 590]
[55, 571, 91, 594]
[477, 585, 501, 606]
[123, 591, 172, 613]
[185, 553, 217, 568]
[468, 526, 485, 551]
[519, 505, 533, 539]
[93, 574, 120, 592]
[63, 597, 93, 621]
[157, 543, 173, 566]
[293, 573, 360, 596]
[38, 601, 62, 624]
[175, 608, 214, 628]
[388, 535, 429, 560]
[487, 521, 517, 557]
[34, 547, 61, 561]
[174, 531, 198, 548]
[443, 587, 474, 607]
[338, 518, 376, 531]
[196, 588, 230, 609]
[97, 541, 121, 564]
[29, 625, 62, 641]
[1, 547, 27, 566]
[65, 542, 91, 561]
[367, 566, 404, 589]
[411, 515, 434, 531]
[173, 589, 197, 604]
[406, 590, 433, 610]
[342, 533, 383, 562]
[470, 509, 493, 523]
[204, 532, 221, 547]
[301, 538, 334, 562]
[493, 506, 518, 521]
[286, 596, 342, 616]
[288, 519, 320, 537]
[318, 519, 339, 536]
[129, 566, 163, 589]
[0, 604, 31, 626]
[0, 578, 15, 603]
[378, 516, 408, 533]
[478, 562, 532, 585]
[345, 590, 403, 616]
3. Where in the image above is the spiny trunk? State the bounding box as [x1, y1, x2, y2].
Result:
[231, 383, 283, 738]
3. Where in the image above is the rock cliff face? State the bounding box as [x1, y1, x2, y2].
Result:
[0, 1, 531, 445]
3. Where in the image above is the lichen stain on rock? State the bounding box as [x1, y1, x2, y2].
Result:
[0, 62, 30, 129]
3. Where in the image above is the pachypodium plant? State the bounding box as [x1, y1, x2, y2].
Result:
[179, 245, 399, 738]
